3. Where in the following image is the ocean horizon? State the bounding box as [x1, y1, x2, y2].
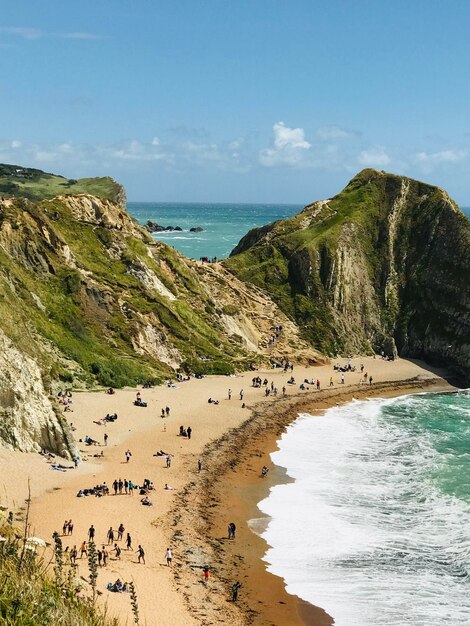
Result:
[127, 202, 470, 260]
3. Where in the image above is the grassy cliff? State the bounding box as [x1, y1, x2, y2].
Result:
[0, 163, 125, 207]
[226, 169, 470, 384]
[0, 165, 315, 397]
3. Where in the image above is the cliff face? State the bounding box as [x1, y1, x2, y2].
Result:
[0, 169, 321, 453]
[0, 329, 77, 457]
[227, 169, 470, 385]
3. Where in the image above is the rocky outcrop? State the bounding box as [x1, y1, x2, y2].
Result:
[0, 329, 76, 457]
[227, 169, 470, 385]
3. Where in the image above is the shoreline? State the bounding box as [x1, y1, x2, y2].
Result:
[3, 358, 455, 626]
[169, 376, 454, 625]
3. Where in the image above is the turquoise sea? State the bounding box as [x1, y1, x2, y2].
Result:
[127, 203, 470, 260]
[258, 391, 470, 625]
[127, 202, 302, 259]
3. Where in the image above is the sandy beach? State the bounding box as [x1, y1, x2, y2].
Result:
[0, 356, 454, 625]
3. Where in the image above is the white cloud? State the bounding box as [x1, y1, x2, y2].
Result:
[316, 125, 359, 141]
[0, 26, 100, 41]
[260, 121, 311, 167]
[358, 147, 391, 168]
[414, 149, 467, 164]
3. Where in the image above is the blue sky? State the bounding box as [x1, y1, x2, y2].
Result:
[1, 0, 470, 203]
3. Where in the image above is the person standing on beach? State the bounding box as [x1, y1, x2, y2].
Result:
[282, 386, 286, 396]
[107, 527, 115, 545]
[137, 544, 145, 564]
[80, 541, 87, 558]
[70, 545, 77, 564]
[239, 389, 244, 401]
[88, 525, 95, 542]
[228, 388, 232, 400]
[129, 480, 134, 495]
[125, 449, 132, 463]
[369, 376, 373, 385]
[113, 479, 118, 495]
[126, 533, 132, 550]
[102, 545, 108, 566]
[187, 426, 192, 440]
[232, 581, 241, 602]
[165, 547, 173, 566]
[329, 376, 334, 387]
[341, 373, 345, 384]
[104, 433, 108, 446]
[117, 523, 125, 541]
[198, 459, 202, 472]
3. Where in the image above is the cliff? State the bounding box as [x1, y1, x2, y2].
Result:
[227, 169, 470, 385]
[0, 167, 318, 454]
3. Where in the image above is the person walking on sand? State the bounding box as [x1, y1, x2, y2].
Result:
[104, 432, 108, 446]
[187, 426, 192, 440]
[198, 459, 202, 472]
[125, 449, 132, 463]
[137, 544, 145, 564]
[165, 547, 173, 566]
[70, 545, 77, 564]
[166, 454, 172, 468]
[80, 541, 87, 558]
[228, 522, 236, 539]
[126, 533, 132, 550]
[228, 388, 232, 400]
[232, 581, 241, 602]
[239, 389, 244, 401]
[107, 527, 115, 545]
[88, 525, 95, 542]
[102, 545, 108, 566]
[369, 375, 373, 385]
[97, 549, 103, 566]
[282, 386, 286, 396]
[113, 543, 122, 560]
[117, 523, 125, 541]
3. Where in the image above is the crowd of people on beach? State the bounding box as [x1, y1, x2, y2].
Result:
[45, 352, 387, 612]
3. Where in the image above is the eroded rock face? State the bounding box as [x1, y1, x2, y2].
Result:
[0, 329, 76, 457]
[227, 169, 470, 384]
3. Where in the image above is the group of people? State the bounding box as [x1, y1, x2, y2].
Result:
[178, 425, 192, 439]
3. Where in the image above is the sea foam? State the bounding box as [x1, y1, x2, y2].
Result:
[258, 393, 470, 625]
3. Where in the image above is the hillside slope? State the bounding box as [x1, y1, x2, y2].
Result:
[0, 169, 319, 454]
[0, 163, 126, 208]
[227, 169, 470, 385]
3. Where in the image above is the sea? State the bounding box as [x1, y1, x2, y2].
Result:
[127, 203, 470, 260]
[258, 391, 470, 626]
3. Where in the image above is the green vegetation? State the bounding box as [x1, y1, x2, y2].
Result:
[0, 519, 118, 625]
[0, 166, 254, 388]
[0, 163, 123, 205]
[226, 168, 470, 383]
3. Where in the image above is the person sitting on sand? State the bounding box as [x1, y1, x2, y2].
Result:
[261, 466, 269, 478]
[287, 376, 295, 385]
[141, 496, 153, 506]
[164, 483, 174, 490]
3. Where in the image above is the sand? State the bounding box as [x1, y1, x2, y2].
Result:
[0, 356, 454, 625]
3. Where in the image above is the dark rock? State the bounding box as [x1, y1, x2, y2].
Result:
[190, 226, 204, 232]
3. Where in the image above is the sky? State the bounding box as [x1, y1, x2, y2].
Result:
[1, 0, 470, 204]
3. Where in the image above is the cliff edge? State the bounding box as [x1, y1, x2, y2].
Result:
[227, 169, 470, 385]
